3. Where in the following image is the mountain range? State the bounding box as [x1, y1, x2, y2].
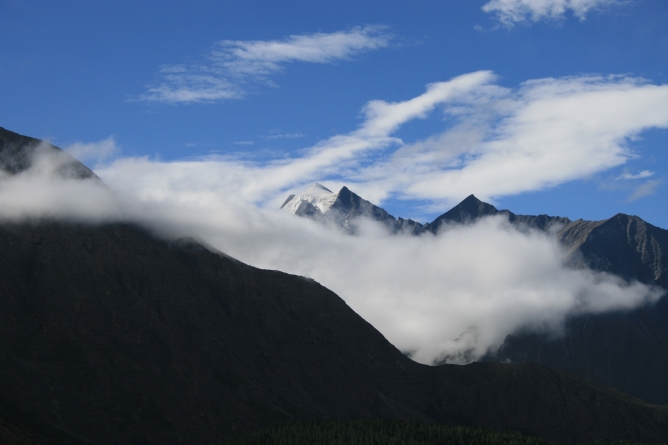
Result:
[2, 126, 668, 444]
[281, 183, 425, 234]
[283, 183, 668, 404]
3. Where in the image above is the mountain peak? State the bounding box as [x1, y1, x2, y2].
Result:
[305, 182, 333, 194]
[420, 194, 500, 234]
[428, 195, 499, 230]
[280, 183, 338, 216]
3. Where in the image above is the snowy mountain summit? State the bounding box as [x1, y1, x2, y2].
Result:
[280, 183, 338, 217]
[281, 183, 424, 234]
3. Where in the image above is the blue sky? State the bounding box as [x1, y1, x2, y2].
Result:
[2, 0, 668, 227]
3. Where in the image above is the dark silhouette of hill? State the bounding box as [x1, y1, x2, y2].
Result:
[0, 126, 97, 180]
[1, 222, 668, 445]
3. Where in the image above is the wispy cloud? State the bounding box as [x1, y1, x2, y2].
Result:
[628, 179, 662, 202]
[482, 0, 623, 26]
[104, 71, 495, 207]
[139, 26, 392, 104]
[265, 132, 305, 140]
[618, 170, 655, 180]
[233, 140, 254, 145]
[65, 136, 119, 163]
[108, 73, 668, 213]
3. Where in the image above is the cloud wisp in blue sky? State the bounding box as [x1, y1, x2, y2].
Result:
[482, 0, 623, 26]
[140, 25, 392, 104]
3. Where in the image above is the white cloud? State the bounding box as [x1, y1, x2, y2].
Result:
[65, 136, 119, 163]
[618, 170, 654, 180]
[139, 26, 391, 104]
[482, 0, 623, 26]
[384, 76, 668, 207]
[0, 151, 662, 365]
[104, 71, 496, 208]
[628, 179, 662, 202]
[108, 73, 668, 213]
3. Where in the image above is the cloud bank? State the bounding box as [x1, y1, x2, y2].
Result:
[140, 26, 391, 104]
[0, 145, 663, 365]
[482, 0, 623, 26]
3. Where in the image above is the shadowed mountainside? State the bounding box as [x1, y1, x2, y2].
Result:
[433, 195, 668, 405]
[1, 222, 668, 445]
[0, 126, 97, 180]
[283, 186, 668, 404]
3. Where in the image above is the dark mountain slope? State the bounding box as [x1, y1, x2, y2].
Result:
[327, 186, 400, 232]
[567, 214, 668, 286]
[424, 194, 571, 233]
[494, 213, 668, 404]
[2, 222, 668, 444]
[325, 186, 424, 234]
[424, 194, 499, 230]
[0, 126, 97, 180]
[0, 400, 97, 445]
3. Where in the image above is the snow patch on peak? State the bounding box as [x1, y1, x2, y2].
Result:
[281, 183, 338, 216]
[301, 182, 334, 196]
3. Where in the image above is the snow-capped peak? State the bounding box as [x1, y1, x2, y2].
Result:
[280, 183, 338, 216]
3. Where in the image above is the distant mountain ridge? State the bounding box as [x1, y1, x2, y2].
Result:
[283, 184, 668, 404]
[281, 183, 425, 234]
[282, 184, 577, 235]
[283, 184, 667, 288]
